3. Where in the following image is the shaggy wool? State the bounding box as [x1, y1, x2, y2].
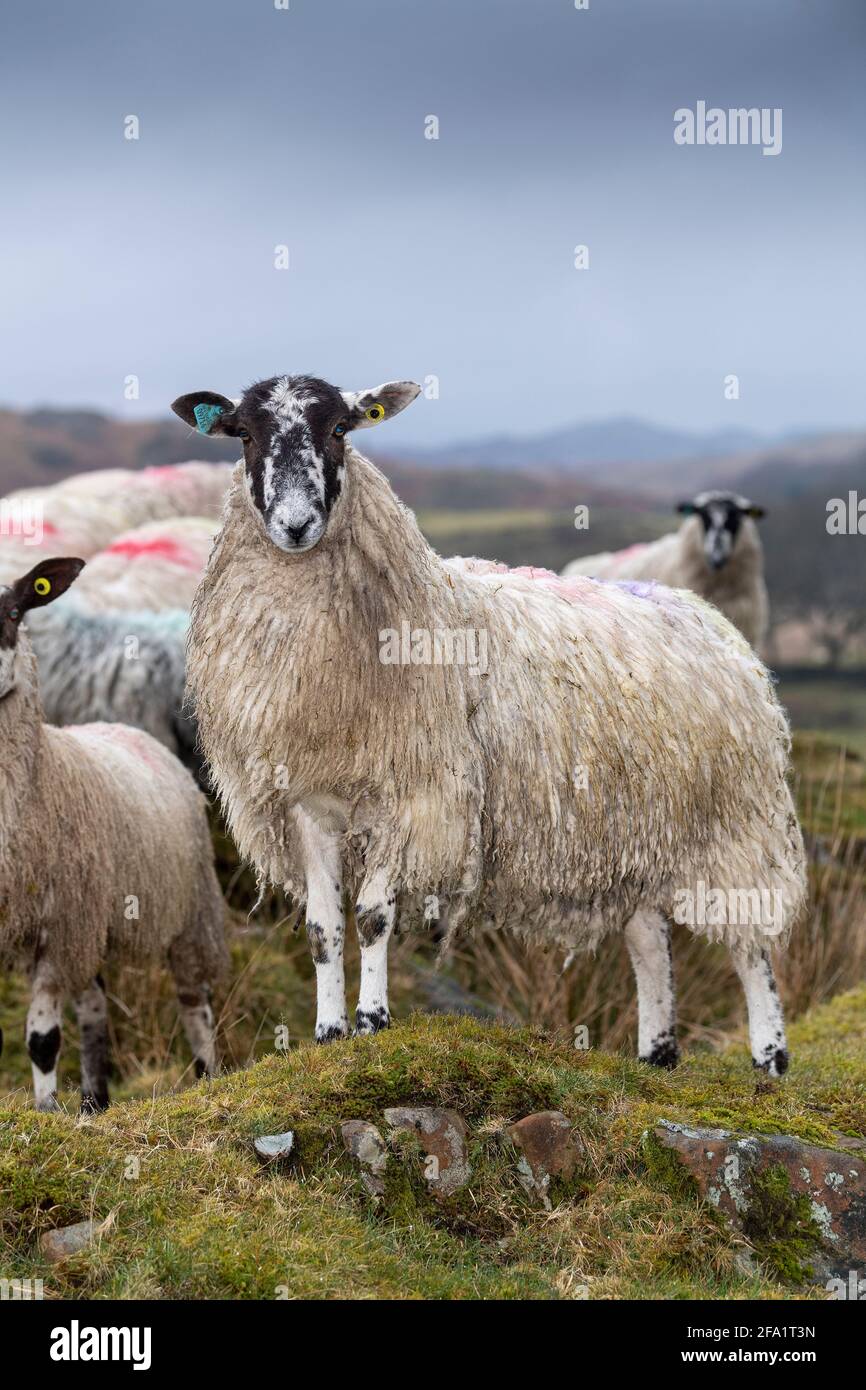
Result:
[188, 451, 804, 955]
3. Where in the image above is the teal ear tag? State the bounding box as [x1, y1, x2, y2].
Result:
[193, 403, 224, 434]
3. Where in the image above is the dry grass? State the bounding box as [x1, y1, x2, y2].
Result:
[1, 738, 864, 1106]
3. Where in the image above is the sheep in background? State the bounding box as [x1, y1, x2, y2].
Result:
[562, 491, 769, 649]
[26, 602, 202, 777]
[178, 375, 804, 1075]
[7, 461, 233, 535]
[71, 516, 217, 612]
[52, 460, 234, 525]
[0, 557, 226, 1111]
[0, 490, 131, 579]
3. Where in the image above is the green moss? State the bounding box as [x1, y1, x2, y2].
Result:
[742, 1163, 825, 1284]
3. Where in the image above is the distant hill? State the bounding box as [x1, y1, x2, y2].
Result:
[1, 403, 862, 517]
[387, 415, 769, 472]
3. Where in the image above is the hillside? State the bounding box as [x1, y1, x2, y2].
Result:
[1, 993, 864, 1300]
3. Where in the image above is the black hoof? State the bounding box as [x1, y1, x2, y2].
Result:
[315, 1022, 350, 1044]
[354, 1007, 390, 1036]
[641, 1034, 680, 1070]
[753, 1048, 788, 1077]
[80, 1089, 110, 1115]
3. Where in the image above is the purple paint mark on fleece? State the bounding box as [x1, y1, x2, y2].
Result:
[614, 580, 657, 599]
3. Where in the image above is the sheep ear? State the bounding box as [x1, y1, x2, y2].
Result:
[12, 557, 86, 612]
[676, 501, 697, 515]
[744, 504, 766, 520]
[171, 391, 239, 436]
[340, 381, 421, 430]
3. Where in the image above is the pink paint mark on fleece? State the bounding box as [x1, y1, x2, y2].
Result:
[104, 535, 200, 569]
[70, 722, 168, 773]
[140, 465, 181, 486]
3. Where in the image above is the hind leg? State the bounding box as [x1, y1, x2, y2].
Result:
[26, 958, 64, 1111]
[730, 945, 788, 1077]
[75, 976, 110, 1113]
[624, 909, 679, 1069]
[168, 935, 217, 1079]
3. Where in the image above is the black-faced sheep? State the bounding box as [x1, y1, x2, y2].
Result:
[176, 377, 804, 1076]
[562, 491, 769, 649]
[0, 558, 226, 1110]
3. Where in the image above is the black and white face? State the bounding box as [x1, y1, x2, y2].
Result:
[0, 558, 85, 700]
[172, 375, 421, 554]
[676, 493, 765, 571]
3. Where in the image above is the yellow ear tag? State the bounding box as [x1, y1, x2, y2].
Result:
[34, 577, 51, 596]
[365, 403, 385, 422]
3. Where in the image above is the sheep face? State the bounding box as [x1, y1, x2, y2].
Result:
[0, 558, 85, 698]
[172, 376, 420, 554]
[676, 492, 765, 572]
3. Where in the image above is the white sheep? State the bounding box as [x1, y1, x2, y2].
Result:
[562, 491, 769, 649]
[70, 516, 218, 612]
[177, 376, 805, 1076]
[6, 461, 233, 539]
[0, 557, 226, 1110]
[26, 602, 200, 777]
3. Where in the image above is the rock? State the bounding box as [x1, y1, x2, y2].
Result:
[506, 1111, 582, 1209]
[341, 1120, 388, 1197]
[384, 1106, 470, 1197]
[39, 1218, 108, 1264]
[654, 1121, 866, 1279]
[253, 1130, 295, 1162]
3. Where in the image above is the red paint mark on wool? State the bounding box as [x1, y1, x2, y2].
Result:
[104, 536, 198, 569]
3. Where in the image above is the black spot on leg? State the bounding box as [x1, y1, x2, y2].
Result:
[355, 1006, 390, 1035]
[306, 921, 329, 965]
[28, 1025, 60, 1074]
[356, 908, 388, 948]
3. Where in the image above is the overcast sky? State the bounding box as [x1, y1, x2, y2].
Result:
[1, 0, 864, 445]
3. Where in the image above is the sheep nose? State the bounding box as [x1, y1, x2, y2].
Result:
[285, 520, 310, 544]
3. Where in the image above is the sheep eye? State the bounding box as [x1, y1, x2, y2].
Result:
[9, 607, 19, 621]
[237, 428, 251, 441]
[333, 423, 347, 438]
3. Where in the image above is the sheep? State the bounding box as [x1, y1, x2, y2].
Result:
[562, 491, 769, 650]
[7, 461, 233, 536]
[177, 375, 805, 1075]
[51, 460, 234, 525]
[70, 516, 218, 613]
[25, 601, 202, 777]
[0, 556, 226, 1110]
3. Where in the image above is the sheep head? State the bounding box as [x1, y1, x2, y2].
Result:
[172, 375, 420, 554]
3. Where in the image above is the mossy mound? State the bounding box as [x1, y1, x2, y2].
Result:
[2, 988, 864, 1300]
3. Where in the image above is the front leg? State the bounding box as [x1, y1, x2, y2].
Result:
[354, 869, 396, 1036]
[27, 957, 64, 1112]
[296, 807, 349, 1043]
